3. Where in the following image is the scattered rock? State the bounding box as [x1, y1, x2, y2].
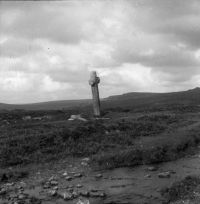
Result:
[43, 184, 50, 189]
[169, 170, 176, 174]
[68, 188, 74, 193]
[99, 192, 106, 197]
[53, 186, 58, 190]
[144, 174, 151, 178]
[63, 192, 73, 200]
[65, 176, 73, 181]
[9, 194, 18, 199]
[50, 180, 58, 186]
[147, 166, 158, 171]
[158, 172, 171, 178]
[77, 198, 90, 204]
[63, 172, 68, 177]
[72, 191, 79, 198]
[48, 176, 56, 182]
[81, 162, 88, 166]
[5, 182, 14, 186]
[29, 197, 42, 204]
[95, 174, 103, 179]
[0, 188, 7, 195]
[90, 191, 106, 198]
[82, 158, 90, 162]
[48, 189, 57, 197]
[90, 189, 98, 192]
[18, 194, 26, 200]
[18, 186, 24, 190]
[80, 191, 90, 197]
[76, 184, 83, 188]
[74, 173, 83, 178]
[89, 192, 100, 197]
[68, 115, 87, 122]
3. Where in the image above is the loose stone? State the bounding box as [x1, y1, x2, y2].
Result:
[49, 189, 57, 197]
[76, 184, 83, 188]
[147, 166, 158, 171]
[158, 172, 171, 178]
[50, 180, 58, 186]
[65, 176, 73, 181]
[95, 174, 103, 179]
[63, 192, 73, 200]
[74, 173, 83, 178]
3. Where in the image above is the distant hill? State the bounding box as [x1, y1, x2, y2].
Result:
[102, 87, 200, 109]
[0, 87, 200, 110]
[0, 99, 92, 110]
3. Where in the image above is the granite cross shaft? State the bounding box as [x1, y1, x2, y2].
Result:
[89, 71, 101, 117]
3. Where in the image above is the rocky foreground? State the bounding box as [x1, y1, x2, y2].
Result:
[1, 153, 200, 204]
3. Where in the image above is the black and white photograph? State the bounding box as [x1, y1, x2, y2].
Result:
[0, 0, 200, 203]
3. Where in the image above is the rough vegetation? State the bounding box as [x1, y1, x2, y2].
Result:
[161, 175, 200, 203]
[0, 169, 28, 183]
[0, 106, 200, 169]
[1, 97, 200, 203]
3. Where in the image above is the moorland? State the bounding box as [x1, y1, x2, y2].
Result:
[1, 88, 200, 204]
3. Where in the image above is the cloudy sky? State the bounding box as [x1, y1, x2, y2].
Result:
[0, 0, 200, 104]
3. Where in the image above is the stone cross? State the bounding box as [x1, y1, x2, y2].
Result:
[89, 71, 101, 117]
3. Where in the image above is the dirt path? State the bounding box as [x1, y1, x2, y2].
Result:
[1, 119, 200, 204]
[1, 147, 200, 204]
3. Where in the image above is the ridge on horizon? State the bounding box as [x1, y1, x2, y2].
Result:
[1, 87, 200, 105]
[0, 87, 200, 110]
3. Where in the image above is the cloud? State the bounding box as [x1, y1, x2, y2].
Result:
[0, 1, 85, 44]
[0, 37, 42, 57]
[0, 0, 200, 103]
[132, 0, 200, 49]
